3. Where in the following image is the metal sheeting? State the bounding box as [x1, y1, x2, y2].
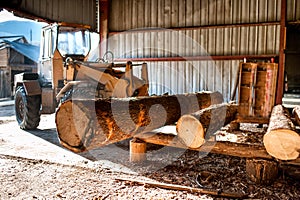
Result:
[17, 0, 97, 30]
[107, 24, 280, 58]
[131, 60, 240, 102]
[287, 0, 300, 21]
[109, 0, 281, 31]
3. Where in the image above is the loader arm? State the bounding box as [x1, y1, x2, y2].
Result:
[74, 62, 130, 98]
[57, 60, 148, 100]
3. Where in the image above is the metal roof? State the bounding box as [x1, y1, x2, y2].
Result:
[0, 39, 39, 63]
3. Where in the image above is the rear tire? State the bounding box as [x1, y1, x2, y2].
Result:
[15, 86, 41, 130]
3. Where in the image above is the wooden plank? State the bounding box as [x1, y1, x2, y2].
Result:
[136, 131, 300, 165]
[115, 177, 247, 198]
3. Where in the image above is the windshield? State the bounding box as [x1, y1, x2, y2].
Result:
[57, 26, 90, 57]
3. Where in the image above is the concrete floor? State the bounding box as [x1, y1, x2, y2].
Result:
[0, 103, 136, 173]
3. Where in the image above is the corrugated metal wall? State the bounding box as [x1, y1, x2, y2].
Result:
[137, 60, 240, 102]
[108, 25, 280, 58]
[107, 0, 296, 101]
[17, 0, 97, 30]
[287, 0, 300, 21]
[110, 0, 283, 31]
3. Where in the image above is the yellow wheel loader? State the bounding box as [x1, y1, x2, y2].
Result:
[14, 22, 149, 130]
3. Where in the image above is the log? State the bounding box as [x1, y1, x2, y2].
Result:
[130, 138, 147, 162]
[176, 103, 238, 148]
[55, 91, 223, 152]
[292, 105, 300, 126]
[263, 105, 300, 160]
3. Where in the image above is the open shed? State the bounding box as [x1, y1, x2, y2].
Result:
[1, 0, 300, 104]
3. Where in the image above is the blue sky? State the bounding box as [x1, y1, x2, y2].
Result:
[0, 9, 48, 45]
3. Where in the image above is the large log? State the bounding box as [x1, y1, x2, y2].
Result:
[176, 103, 238, 148]
[263, 105, 300, 160]
[55, 91, 223, 152]
[292, 105, 300, 126]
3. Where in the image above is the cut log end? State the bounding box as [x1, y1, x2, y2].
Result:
[263, 129, 300, 160]
[55, 100, 90, 150]
[176, 115, 205, 149]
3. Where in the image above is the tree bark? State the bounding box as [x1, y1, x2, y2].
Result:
[176, 103, 238, 148]
[55, 91, 223, 152]
[292, 105, 300, 126]
[263, 105, 300, 160]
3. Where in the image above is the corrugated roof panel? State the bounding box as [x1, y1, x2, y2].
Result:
[109, 0, 281, 31]
[19, 0, 97, 30]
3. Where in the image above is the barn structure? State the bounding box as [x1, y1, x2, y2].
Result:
[0, 35, 39, 98]
[1, 0, 300, 105]
[1, 0, 300, 187]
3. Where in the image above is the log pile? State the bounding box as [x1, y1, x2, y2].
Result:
[56, 91, 223, 152]
[263, 105, 300, 161]
[176, 103, 238, 148]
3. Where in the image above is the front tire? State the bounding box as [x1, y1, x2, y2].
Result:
[15, 86, 41, 130]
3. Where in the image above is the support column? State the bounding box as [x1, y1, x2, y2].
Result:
[276, 0, 287, 105]
[99, 0, 110, 58]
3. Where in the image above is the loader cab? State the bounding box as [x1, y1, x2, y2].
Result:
[37, 23, 91, 114]
[39, 23, 91, 86]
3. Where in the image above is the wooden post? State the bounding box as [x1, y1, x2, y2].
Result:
[246, 158, 278, 185]
[275, 0, 287, 105]
[99, 0, 110, 57]
[130, 138, 147, 162]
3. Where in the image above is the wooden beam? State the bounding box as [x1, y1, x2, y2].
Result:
[114, 55, 278, 62]
[276, 0, 287, 105]
[136, 132, 300, 165]
[99, 0, 110, 57]
[109, 22, 280, 35]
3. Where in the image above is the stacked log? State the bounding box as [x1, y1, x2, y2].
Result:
[176, 103, 238, 148]
[56, 91, 223, 152]
[263, 105, 300, 160]
[292, 105, 300, 126]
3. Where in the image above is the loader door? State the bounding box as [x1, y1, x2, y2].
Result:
[38, 24, 59, 114]
[39, 25, 57, 86]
